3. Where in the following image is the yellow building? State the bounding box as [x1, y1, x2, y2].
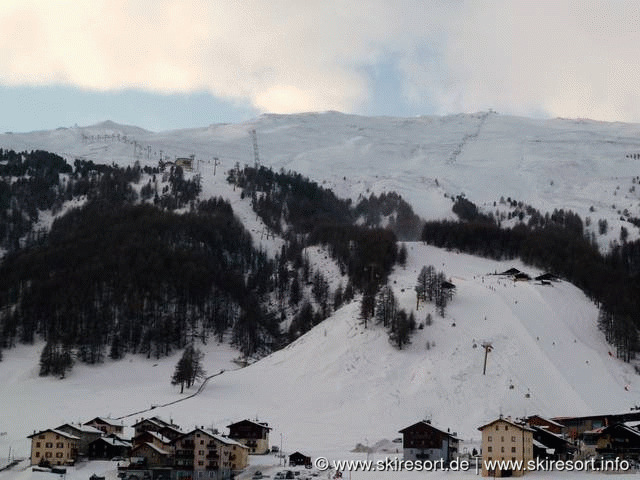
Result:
[478, 416, 534, 477]
[173, 428, 249, 474]
[28, 429, 79, 466]
[212, 433, 249, 472]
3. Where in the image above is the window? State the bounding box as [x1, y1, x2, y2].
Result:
[198, 461, 204, 466]
[56, 443, 64, 448]
[45, 442, 53, 448]
[501, 447, 504, 453]
[36, 442, 41, 448]
[45, 452, 52, 458]
[199, 450, 204, 455]
[511, 447, 516, 453]
[35, 452, 40, 458]
[511, 436, 516, 442]
[56, 453, 63, 458]
[495, 426, 499, 431]
[200, 440, 204, 445]
[501, 436, 504, 442]
[488, 436, 492, 441]
[487, 446, 492, 452]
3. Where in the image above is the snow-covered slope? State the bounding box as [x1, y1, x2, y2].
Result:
[3, 111, 640, 248]
[1, 245, 636, 462]
[1, 112, 639, 466]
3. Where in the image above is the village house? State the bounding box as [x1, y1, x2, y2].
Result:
[524, 415, 566, 435]
[133, 430, 173, 451]
[212, 433, 249, 472]
[528, 425, 576, 461]
[83, 417, 124, 436]
[398, 420, 459, 463]
[132, 416, 183, 441]
[551, 412, 640, 441]
[478, 416, 534, 477]
[56, 423, 103, 457]
[87, 434, 132, 460]
[28, 429, 79, 466]
[594, 423, 640, 460]
[226, 420, 271, 454]
[130, 441, 173, 468]
[172, 428, 248, 479]
[289, 451, 312, 468]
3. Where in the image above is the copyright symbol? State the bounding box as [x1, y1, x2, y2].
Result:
[315, 456, 329, 471]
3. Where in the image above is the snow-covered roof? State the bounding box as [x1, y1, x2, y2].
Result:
[527, 415, 565, 428]
[28, 429, 80, 440]
[133, 442, 171, 456]
[146, 431, 171, 444]
[478, 417, 535, 432]
[226, 419, 272, 431]
[57, 423, 103, 434]
[211, 433, 248, 448]
[399, 420, 460, 440]
[84, 417, 122, 427]
[533, 439, 555, 454]
[92, 436, 132, 447]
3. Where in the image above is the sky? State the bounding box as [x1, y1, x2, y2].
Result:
[1, 0, 640, 132]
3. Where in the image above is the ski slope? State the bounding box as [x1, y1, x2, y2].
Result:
[0, 244, 636, 464]
[2, 112, 640, 249]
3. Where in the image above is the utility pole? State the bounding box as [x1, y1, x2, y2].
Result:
[482, 342, 493, 375]
[213, 157, 221, 176]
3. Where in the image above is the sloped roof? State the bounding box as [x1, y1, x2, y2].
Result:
[134, 430, 171, 444]
[57, 423, 103, 434]
[478, 417, 535, 432]
[132, 442, 171, 456]
[399, 420, 460, 440]
[527, 415, 565, 429]
[226, 419, 272, 431]
[533, 439, 555, 454]
[91, 436, 132, 448]
[84, 417, 122, 427]
[28, 429, 80, 440]
[211, 433, 248, 448]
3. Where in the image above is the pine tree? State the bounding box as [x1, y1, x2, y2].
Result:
[171, 345, 206, 393]
[397, 243, 408, 267]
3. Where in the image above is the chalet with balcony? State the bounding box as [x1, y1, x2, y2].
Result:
[226, 420, 271, 454]
[398, 420, 459, 463]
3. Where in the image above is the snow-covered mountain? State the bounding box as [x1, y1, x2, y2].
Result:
[3, 111, 640, 248]
[1, 112, 639, 467]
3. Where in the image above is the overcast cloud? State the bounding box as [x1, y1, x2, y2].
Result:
[1, 0, 639, 122]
